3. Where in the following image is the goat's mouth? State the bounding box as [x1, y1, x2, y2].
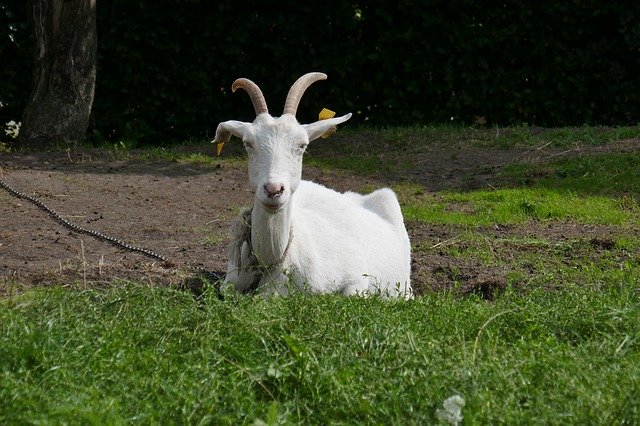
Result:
[260, 200, 286, 213]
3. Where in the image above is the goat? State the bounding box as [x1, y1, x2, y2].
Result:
[213, 72, 412, 298]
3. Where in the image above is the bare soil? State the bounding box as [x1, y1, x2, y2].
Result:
[1, 135, 637, 296]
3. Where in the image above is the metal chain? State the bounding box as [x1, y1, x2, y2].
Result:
[0, 177, 168, 263]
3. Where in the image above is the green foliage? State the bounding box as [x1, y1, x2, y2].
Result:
[0, 0, 31, 128]
[92, 0, 363, 143]
[1, 281, 639, 423]
[2, 1, 640, 144]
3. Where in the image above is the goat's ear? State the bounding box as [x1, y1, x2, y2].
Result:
[212, 120, 252, 155]
[303, 113, 352, 142]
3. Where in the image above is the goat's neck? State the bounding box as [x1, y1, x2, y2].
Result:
[251, 200, 293, 266]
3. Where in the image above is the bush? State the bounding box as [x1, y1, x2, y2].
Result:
[2, 1, 639, 143]
[0, 1, 31, 130]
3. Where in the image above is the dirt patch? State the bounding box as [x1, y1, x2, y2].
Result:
[0, 147, 378, 293]
[407, 218, 639, 295]
[1, 137, 638, 296]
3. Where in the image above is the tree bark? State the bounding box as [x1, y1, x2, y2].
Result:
[20, 0, 96, 148]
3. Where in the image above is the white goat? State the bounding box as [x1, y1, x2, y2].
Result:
[213, 72, 412, 297]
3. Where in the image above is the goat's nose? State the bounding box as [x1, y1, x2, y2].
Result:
[264, 182, 285, 198]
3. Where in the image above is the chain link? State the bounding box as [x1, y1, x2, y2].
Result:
[0, 177, 168, 263]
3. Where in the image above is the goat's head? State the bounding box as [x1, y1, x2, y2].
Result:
[213, 72, 351, 213]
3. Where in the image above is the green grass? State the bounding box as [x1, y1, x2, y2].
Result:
[2, 125, 640, 423]
[414, 230, 640, 291]
[339, 123, 640, 149]
[377, 124, 640, 149]
[504, 152, 640, 196]
[110, 147, 223, 165]
[304, 125, 640, 176]
[401, 187, 639, 226]
[1, 281, 639, 424]
[3, 138, 245, 168]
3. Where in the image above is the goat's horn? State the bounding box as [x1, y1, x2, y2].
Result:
[283, 72, 327, 116]
[232, 78, 268, 116]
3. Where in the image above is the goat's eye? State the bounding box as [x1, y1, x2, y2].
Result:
[243, 141, 254, 150]
[297, 142, 308, 152]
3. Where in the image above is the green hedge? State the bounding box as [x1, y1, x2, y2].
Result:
[0, 1, 31, 131]
[2, 1, 639, 143]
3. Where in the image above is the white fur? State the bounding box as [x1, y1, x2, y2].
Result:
[214, 75, 412, 298]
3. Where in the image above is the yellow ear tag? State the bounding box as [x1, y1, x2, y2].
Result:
[216, 141, 225, 156]
[318, 108, 337, 139]
[319, 108, 336, 120]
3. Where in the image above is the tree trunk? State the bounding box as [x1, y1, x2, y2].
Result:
[20, 0, 96, 148]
